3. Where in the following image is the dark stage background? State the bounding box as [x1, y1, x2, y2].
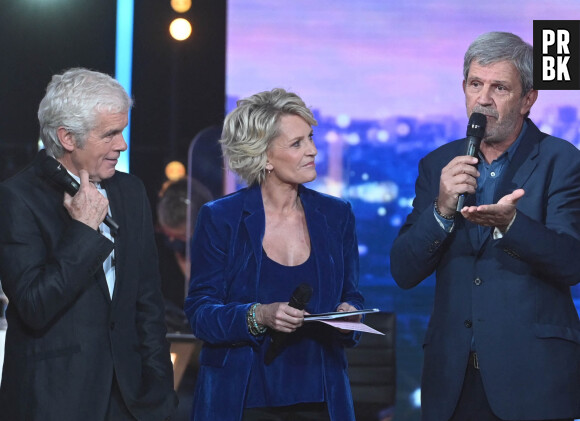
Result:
[2, 1, 580, 421]
[0, 0, 226, 211]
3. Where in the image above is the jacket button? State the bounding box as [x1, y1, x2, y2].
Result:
[110, 322, 116, 331]
[474, 277, 482, 286]
[464, 320, 472, 328]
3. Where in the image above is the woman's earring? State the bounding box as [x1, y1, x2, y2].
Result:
[267, 169, 272, 174]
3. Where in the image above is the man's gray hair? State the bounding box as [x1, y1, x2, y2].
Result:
[38, 68, 133, 158]
[463, 31, 534, 96]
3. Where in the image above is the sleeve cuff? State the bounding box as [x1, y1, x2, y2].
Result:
[493, 211, 517, 240]
[433, 206, 455, 233]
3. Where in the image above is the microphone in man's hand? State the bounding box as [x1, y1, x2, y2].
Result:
[456, 112, 487, 212]
[264, 283, 313, 365]
[41, 154, 119, 234]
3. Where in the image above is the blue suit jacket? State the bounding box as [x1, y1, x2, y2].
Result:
[185, 184, 364, 421]
[390, 120, 580, 421]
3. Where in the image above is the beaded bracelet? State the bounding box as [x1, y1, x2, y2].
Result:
[247, 303, 267, 336]
[434, 198, 455, 220]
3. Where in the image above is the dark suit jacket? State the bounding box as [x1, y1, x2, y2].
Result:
[0, 151, 178, 420]
[184, 184, 364, 421]
[390, 120, 580, 420]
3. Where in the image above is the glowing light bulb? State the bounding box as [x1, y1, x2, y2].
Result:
[169, 18, 192, 41]
[165, 161, 186, 181]
[171, 0, 191, 13]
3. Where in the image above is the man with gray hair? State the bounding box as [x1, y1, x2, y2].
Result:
[0, 68, 177, 420]
[391, 32, 580, 420]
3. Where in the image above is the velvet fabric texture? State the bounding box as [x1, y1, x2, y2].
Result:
[390, 119, 580, 421]
[185, 184, 364, 421]
[0, 150, 178, 421]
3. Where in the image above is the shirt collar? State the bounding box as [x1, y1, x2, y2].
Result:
[66, 169, 102, 190]
[505, 120, 528, 163]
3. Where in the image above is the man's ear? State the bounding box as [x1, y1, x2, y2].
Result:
[521, 89, 538, 116]
[57, 127, 77, 152]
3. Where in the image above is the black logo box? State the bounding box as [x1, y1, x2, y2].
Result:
[533, 20, 580, 90]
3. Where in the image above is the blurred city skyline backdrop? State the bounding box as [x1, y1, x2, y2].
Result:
[226, 1, 580, 419]
[227, 0, 580, 120]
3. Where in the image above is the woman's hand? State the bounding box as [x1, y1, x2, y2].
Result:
[255, 302, 305, 333]
[336, 302, 362, 322]
[335, 302, 361, 334]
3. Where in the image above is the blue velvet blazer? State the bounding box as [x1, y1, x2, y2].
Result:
[185, 184, 364, 421]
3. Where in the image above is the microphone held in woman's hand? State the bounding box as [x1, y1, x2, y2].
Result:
[264, 283, 313, 365]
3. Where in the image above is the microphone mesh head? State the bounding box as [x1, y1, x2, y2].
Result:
[290, 283, 313, 308]
[467, 112, 487, 138]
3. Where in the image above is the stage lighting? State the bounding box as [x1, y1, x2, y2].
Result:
[165, 161, 186, 181]
[171, 0, 191, 13]
[169, 18, 192, 41]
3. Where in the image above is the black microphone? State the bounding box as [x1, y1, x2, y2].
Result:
[41, 154, 120, 234]
[456, 112, 487, 212]
[264, 283, 313, 365]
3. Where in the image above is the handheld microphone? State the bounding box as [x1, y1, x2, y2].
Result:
[456, 112, 487, 211]
[41, 155, 120, 234]
[264, 283, 313, 365]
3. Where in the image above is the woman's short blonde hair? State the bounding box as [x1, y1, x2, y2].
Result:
[220, 88, 317, 186]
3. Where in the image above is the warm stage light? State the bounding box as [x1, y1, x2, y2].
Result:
[171, 0, 191, 13]
[165, 161, 186, 181]
[169, 18, 192, 41]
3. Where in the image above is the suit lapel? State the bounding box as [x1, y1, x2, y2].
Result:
[494, 122, 542, 203]
[94, 267, 111, 303]
[463, 190, 481, 253]
[464, 218, 481, 253]
[299, 186, 329, 311]
[473, 120, 543, 253]
[242, 186, 266, 269]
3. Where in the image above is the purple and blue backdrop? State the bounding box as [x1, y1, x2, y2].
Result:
[226, 1, 580, 419]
